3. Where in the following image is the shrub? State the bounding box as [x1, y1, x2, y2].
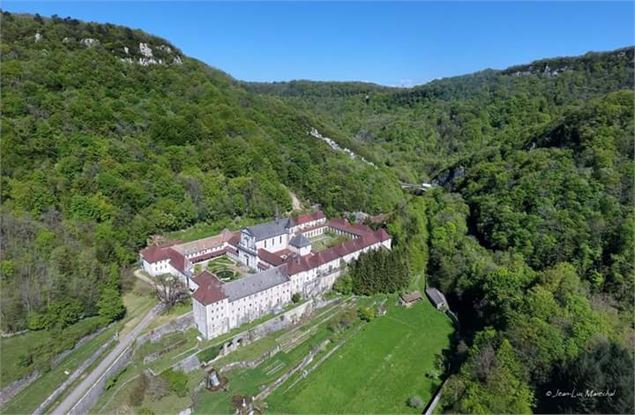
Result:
[333, 274, 353, 295]
[128, 374, 148, 407]
[97, 287, 126, 322]
[197, 345, 220, 362]
[358, 306, 376, 322]
[291, 292, 302, 303]
[161, 369, 188, 397]
[408, 395, 425, 409]
[18, 352, 33, 368]
[339, 308, 358, 328]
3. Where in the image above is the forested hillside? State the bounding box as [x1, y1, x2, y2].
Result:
[1, 11, 633, 414]
[248, 48, 635, 413]
[0, 13, 402, 333]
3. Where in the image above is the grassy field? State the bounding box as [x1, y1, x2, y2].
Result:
[2, 327, 117, 415]
[1, 330, 52, 388]
[94, 301, 338, 414]
[192, 303, 344, 414]
[266, 299, 454, 414]
[92, 296, 453, 415]
[0, 315, 110, 388]
[166, 218, 260, 243]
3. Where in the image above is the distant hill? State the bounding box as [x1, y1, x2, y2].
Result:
[246, 46, 633, 182]
[1, 12, 633, 415]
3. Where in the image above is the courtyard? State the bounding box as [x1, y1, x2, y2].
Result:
[205, 256, 245, 281]
[309, 231, 350, 252]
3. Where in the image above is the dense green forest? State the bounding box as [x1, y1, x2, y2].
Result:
[0, 13, 401, 333]
[247, 48, 635, 413]
[1, 11, 633, 414]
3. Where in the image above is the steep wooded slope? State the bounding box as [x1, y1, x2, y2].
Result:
[247, 47, 635, 413]
[0, 13, 401, 332]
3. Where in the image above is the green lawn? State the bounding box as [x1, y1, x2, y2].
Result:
[0, 316, 107, 388]
[192, 304, 344, 414]
[310, 232, 350, 252]
[2, 324, 117, 414]
[1, 330, 52, 388]
[266, 299, 454, 414]
[166, 218, 260, 243]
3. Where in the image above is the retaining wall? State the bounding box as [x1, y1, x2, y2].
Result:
[137, 312, 194, 346]
[33, 338, 115, 415]
[0, 370, 40, 406]
[67, 344, 135, 415]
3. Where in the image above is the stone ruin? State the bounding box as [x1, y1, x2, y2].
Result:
[205, 368, 228, 392]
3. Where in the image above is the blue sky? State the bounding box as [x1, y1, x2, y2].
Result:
[3, 1, 633, 86]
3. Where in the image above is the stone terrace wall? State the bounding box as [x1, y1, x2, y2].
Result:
[137, 311, 194, 346]
[33, 338, 115, 415]
[0, 370, 40, 406]
[67, 345, 134, 415]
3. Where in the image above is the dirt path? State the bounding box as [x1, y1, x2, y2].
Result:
[288, 189, 302, 210]
[133, 269, 155, 286]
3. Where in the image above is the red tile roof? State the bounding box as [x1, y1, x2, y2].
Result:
[164, 248, 187, 273]
[328, 218, 373, 236]
[190, 247, 236, 264]
[258, 249, 285, 267]
[227, 232, 240, 247]
[192, 271, 227, 305]
[295, 210, 326, 225]
[140, 245, 188, 273]
[140, 244, 175, 263]
[172, 229, 236, 256]
[283, 228, 390, 275]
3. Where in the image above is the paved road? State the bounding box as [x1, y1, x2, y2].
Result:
[51, 304, 163, 415]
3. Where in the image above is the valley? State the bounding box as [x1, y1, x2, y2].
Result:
[0, 9, 633, 415]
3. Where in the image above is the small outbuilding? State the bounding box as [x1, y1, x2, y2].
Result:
[425, 287, 448, 310]
[399, 291, 423, 308]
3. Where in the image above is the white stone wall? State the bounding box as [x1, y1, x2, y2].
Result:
[255, 233, 289, 253]
[225, 281, 292, 331]
[301, 226, 326, 238]
[291, 217, 327, 233]
[193, 299, 208, 339]
[185, 243, 226, 259]
[205, 299, 229, 339]
[142, 258, 170, 276]
[194, 222, 392, 340]
[240, 231, 255, 250]
[298, 245, 311, 256]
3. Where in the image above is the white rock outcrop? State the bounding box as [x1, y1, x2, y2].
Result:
[309, 128, 376, 168]
[34, 32, 42, 42]
[139, 42, 153, 58]
[80, 38, 99, 47]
